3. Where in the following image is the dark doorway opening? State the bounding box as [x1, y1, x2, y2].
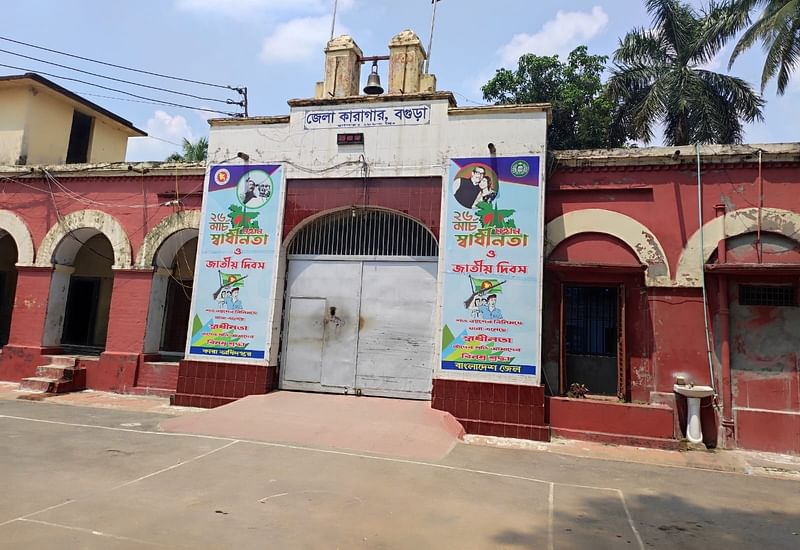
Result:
[562, 285, 623, 397]
[0, 271, 17, 347]
[61, 276, 102, 353]
[160, 278, 193, 353]
[66, 111, 93, 164]
[0, 234, 18, 347]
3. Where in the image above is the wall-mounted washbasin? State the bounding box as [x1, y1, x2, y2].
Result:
[674, 384, 715, 445]
[673, 384, 714, 399]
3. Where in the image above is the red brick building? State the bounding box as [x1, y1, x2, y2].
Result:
[1, 33, 798, 455]
[1, 144, 798, 454]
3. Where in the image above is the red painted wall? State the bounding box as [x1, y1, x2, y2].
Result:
[283, 177, 442, 239]
[0, 172, 203, 387]
[1, 161, 799, 452]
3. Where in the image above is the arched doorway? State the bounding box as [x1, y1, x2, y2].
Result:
[59, 233, 115, 354]
[281, 208, 439, 399]
[158, 235, 197, 355]
[544, 231, 649, 401]
[0, 232, 18, 347]
[136, 211, 200, 358]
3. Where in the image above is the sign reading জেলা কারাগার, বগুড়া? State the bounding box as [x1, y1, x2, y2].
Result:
[303, 104, 431, 130]
[440, 156, 543, 384]
[186, 164, 284, 364]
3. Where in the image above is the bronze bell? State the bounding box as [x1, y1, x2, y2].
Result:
[363, 61, 384, 95]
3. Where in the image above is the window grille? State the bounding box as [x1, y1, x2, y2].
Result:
[564, 286, 618, 357]
[739, 285, 797, 307]
[288, 209, 438, 257]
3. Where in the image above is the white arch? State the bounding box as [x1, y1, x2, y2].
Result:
[0, 210, 35, 266]
[135, 210, 201, 268]
[545, 208, 671, 287]
[36, 209, 132, 269]
[675, 207, 800, 287]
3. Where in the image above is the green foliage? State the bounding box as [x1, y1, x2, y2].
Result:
[725, 0, 800, 95]
[482, 46, 629, 150]
[166, 137, 208, 162]
[608, 0, 765, 145]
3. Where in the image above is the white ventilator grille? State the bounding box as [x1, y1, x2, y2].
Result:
[287, 209, 438, 257]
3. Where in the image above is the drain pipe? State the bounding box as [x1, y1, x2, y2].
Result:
[715, 204, 735, 446]
[756, 149, 764, 264]
[696, 143, 717, 398]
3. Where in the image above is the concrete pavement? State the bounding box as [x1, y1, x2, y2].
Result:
[0, 390, 799, 548]
[160, 391, 465, 460]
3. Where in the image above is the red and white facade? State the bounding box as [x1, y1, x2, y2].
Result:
[1, 28, 798, 454]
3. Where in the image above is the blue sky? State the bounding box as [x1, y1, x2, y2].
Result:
[1, 0, 797, 160]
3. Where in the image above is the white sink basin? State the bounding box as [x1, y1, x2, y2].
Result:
[673, 384, 715, 398]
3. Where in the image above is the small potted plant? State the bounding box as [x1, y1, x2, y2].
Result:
[567, 382, 589, 399]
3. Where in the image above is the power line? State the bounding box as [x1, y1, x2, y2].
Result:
[0, 47, 239, 105]
[0, 34, 236, 91]
[70, 90, 218, 121]
[0, 62, 240, 117]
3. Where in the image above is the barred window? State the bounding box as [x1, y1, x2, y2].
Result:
[739, 285, 797, 307]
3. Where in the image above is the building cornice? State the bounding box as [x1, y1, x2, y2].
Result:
[0, 162, 207, 178]
[553, 143, 800, 168]
[286, 91, 457, 108]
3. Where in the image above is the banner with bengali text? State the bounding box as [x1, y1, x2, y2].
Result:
[440, 156, 543, 383]
[186, 164, 283, 363]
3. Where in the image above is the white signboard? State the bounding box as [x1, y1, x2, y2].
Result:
[304, 105, 431, 129]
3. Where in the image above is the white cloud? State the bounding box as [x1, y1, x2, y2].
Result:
[260, 15, 350, 63]
[498, 6, 609, 66]
[125, 110, 196, 162]
[176, 0, 354, 20]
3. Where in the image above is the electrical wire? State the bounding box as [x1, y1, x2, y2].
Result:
[42, 168, 116, 263]
[3, 169, 204, 210]
[0, 62, 240, 117]
[0, 47, 240, 105]
[0, 34, 236, 91]
[70, 90, 223, 120]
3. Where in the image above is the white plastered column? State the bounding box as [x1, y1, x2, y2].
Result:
[41, 264, 75, 347]
[142, 267, 172, 354]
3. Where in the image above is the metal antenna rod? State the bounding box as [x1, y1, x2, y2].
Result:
[425, 0, 441, 74]
[330, 0, 339, 40]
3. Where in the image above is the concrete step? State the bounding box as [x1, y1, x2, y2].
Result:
[19, 365, 87, 394]
[40, 355, 78, 368]
[36, 365, 79, 379]
[19, 377, 60, 393]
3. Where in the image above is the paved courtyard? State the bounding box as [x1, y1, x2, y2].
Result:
[0, 396, 799, 549]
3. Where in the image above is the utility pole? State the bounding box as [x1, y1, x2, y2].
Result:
[425, 0, 442, 74]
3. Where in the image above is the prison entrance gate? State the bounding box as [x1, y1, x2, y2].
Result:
[280, 209, 438, 400]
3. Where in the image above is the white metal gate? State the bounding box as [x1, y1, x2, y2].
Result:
[280, 209, 438, 400]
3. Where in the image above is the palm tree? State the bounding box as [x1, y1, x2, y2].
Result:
[726, 0, 800, 95]
[607, 0, 764, 145]
[166, 137, 208, 162]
